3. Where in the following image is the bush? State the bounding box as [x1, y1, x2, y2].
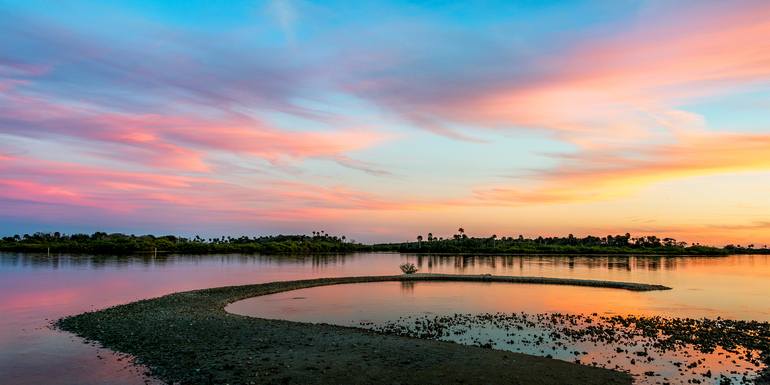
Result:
[399, 263, 418, 274]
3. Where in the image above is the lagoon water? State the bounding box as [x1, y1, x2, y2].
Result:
[2, 252, 769, 384]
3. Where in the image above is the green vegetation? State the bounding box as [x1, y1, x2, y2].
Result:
[1, 229, 767, 255]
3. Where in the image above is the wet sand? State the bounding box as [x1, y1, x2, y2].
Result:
[55, 274, 668, 384]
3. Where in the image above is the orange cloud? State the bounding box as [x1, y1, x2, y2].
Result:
[414, 3, 770, 206]
[475, 132, 770, 204]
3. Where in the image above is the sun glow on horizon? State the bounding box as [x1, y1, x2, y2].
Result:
[0, 0, 769, 245]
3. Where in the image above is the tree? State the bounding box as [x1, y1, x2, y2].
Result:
[417, 235, 423, 248]
[399, 263, 418, 274]
[427, 233, 433, 242]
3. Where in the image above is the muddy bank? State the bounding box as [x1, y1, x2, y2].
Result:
[56, 274, 664, 384]
[394, 273, 671, 291]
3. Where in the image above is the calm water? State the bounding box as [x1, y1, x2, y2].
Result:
[229, 281, 769, 384]
[2, 253, 769, 385]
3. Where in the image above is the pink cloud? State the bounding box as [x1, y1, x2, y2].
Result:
[0, 60, 50, 78]
[0, 87, 389, 172]
[0, 179, 90, 206]
[379, 3, 770, 205]
[335, 2, 769, 151]
[0, 155, 438, 228]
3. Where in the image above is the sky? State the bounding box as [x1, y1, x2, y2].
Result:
[1, 0, 769, 245]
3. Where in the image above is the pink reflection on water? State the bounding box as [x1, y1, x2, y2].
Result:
[229, 281, 767, 384]
[0, 253, 400, 385]
[2, 253, 770, 384]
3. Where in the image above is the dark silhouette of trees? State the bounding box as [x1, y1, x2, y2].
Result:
[0, 232, 369, 254]
[382, 230, 756, 255]
[0, 230, 764, 256]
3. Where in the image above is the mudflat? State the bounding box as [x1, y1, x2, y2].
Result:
[56, 275, 649, 384]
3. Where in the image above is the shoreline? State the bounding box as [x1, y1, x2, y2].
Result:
[5, 249, 761, 257]
[55, 274, 670, 384]
[349, 273, 672, 291]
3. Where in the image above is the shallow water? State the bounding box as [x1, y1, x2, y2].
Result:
[2, 252, 769, 384]
[229, 281, 768, 384]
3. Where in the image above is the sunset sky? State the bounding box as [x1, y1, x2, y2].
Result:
[1, 0, 769, 245]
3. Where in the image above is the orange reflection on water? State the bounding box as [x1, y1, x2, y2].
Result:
[229, 281, 767, 385]
[4, 253, 770, 384]
[228, 281, 649, 324]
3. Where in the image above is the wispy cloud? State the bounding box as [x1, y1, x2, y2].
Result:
[708, 222, 770, 231]
[0, 84, 389, 172]
[474, 131, 770, 204]
[333, 155, 393, 177]
[268, 0, 299, 45]
[0, 155, 423, 224]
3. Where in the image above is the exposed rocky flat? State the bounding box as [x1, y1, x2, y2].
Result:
[57, 275, 645, 384]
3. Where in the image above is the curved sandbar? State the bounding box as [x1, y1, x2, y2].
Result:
[56, 274, 666, 384]
[363, 273, 672, 291]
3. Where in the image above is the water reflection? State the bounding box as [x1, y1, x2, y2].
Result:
[3, 252, 760, 273]
[0, 252, 368, 269]
[400, 280, 415, 294]
[230, 281, 770, 385]
[2, 252, 769, 385]
[409, 254, 718, 273]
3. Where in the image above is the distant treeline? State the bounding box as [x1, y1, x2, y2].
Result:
[0, 231, 368, 254]
[382, 229, 769, 255]
[0, 230, 767, 255]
